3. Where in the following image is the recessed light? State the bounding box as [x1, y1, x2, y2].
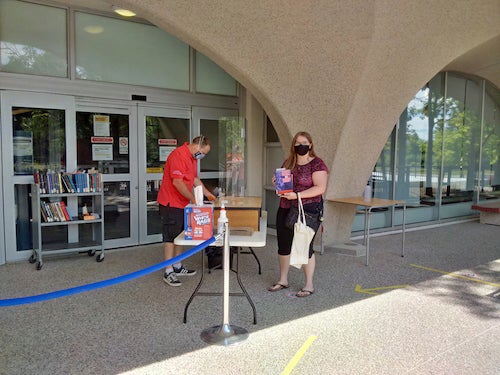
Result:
[84, 25, 104, 34]
[112, 6, 136, 17]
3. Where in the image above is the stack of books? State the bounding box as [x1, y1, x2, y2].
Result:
[33, 170, 102, 194]
[40, 200, 72, 222]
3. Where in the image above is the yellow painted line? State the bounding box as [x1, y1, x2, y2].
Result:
[281, 335, 317, 375]
[410, 264, 500, 287]
[355, 284, 410, 295]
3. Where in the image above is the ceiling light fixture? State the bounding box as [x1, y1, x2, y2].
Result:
[112, 6, 136, 17]
[84, 25, 104, 34]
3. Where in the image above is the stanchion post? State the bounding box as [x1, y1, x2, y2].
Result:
[200, 221, 249, 345]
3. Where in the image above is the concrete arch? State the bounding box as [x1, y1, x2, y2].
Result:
[106, 0, 500, 242]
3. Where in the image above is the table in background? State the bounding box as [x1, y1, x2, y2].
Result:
[174, 211, 267, 324]
[330, 197, 406, 266]
[213, 196, 262, 232]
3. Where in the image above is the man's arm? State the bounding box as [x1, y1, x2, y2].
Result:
[172, 178, 196, 203]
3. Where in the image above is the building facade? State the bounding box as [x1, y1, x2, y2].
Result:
[1, 0, 499, 265]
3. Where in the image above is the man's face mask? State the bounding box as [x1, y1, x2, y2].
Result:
[193, 150, 206, 160]
[294, 144, 310, 156]
[193, 135, 206, 159]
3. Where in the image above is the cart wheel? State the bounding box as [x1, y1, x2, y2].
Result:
[36, 261, 43, 270]
[29, 254, 37, 264]
[88, 250, 96, 257]
[96, 253, 104, 262]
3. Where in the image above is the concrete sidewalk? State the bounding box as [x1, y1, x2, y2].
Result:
[0, 220, 499, 374]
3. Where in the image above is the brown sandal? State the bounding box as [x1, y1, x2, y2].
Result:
[268, 283, 289, 292]
[296, 289, 314, 297]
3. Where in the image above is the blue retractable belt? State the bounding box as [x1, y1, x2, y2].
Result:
[0, 237, 215, 307]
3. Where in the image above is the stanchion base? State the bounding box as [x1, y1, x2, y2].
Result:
[200, 323, 249, 346]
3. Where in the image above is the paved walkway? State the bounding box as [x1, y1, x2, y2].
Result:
[1, 220, 499, 374]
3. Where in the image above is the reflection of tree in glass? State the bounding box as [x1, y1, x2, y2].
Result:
[1, 42, 67, 76]
[17, 109, 65, 171]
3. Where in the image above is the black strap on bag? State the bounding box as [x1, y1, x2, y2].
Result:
[285, 196, 323, 230]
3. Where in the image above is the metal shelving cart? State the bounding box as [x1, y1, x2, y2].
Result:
[30, 182, 105, 270]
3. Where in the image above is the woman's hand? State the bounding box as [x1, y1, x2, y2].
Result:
[280, 191, 298, 200]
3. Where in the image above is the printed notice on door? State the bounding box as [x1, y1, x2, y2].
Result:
[93, 115, 110, 136]
[159, 146, 176, 162]
[92, 144, 113, 161]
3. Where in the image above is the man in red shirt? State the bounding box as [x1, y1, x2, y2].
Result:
[157, 135, 216, 286]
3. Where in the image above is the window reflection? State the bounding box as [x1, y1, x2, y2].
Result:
[441, 74, 482, 207]
[200, 117, 246, 196]
[0, 1, 67, 77]
[367, 72, 500, 230]
[146, 180, 161, 236]
[481, 82, 500, 196]
[103, 181, 130, 240]
[145, 116, 189, 170]
[12, 107, 66, 175]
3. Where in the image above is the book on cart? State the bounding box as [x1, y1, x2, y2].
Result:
[59, 201, 72, 221]
[33, 170, 102, 194]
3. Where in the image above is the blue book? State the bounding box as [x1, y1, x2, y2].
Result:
[275, 168, 293, 195]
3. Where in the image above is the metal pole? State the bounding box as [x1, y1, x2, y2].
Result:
[222, 220, 230, 325]
[200, 221, 249, 345]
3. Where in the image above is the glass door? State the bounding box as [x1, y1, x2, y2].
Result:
[192, 107, 243, 197]
[75, 101, 139, 249]
[1, 91, 75, 262]
[137, 105, 191, 244]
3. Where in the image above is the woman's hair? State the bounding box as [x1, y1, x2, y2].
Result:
[283, 131, 317, 170]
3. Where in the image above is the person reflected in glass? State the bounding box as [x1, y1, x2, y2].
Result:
[269, 131, 328, 297]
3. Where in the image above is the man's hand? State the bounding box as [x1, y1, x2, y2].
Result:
[207, 193, 216, 202]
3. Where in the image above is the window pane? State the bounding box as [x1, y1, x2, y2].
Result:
[196, 51, 237, 96]
[76, 112, 129, 174]
[15, 184, 32, 251]
[480, 82, 500, 199]
[13, 107, 66, 175]
[199, 117, 245, 196]
[373, 128, 394, 201]
[397, 75, 445, 212]
[441, 74, 482, 216]
[75, 12, 189, 90]
[200, 119, 221, 173]
[0, 0, 67, 77]
[146, 179, 161, 236]
[146, 116, 189, 170]
[104, 181, 130, 240]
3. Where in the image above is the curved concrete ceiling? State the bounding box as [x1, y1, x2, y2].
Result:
[106, 0, 498, 194]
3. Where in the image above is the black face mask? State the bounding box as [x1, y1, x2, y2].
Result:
[294, 144, 310, 156]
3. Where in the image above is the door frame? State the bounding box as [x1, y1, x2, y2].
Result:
[137, 104, 192, 244]
[1, 91, 76, 262]
[76, 99, 140, 249]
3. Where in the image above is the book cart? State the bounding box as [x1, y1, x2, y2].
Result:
[30, 172, 105, 270]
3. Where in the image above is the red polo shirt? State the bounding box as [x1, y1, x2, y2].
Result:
[157, 142, 197, 209]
